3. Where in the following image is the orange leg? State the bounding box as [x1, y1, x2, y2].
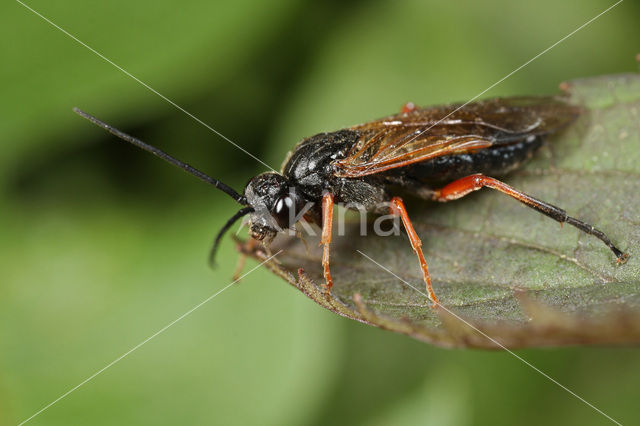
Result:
[321, 193, 335, 293]
[232, 238, 259, 281]
[390, 197, 439, 306]
[233, 251, 247, 281]
[434, 174, 628, 263]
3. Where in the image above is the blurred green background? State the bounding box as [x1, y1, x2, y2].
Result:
[2, 0, 640, 425]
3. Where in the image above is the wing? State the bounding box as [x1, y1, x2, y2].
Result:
[333, 96, 581, 177]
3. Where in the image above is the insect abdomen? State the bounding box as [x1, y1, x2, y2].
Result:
[383, 136, 543, 187]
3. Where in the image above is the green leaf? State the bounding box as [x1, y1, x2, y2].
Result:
[1, 0, 299, 183]
[244, 72, 640, 349]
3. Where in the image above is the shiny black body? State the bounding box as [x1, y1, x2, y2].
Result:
[276, 129, 543, 221]
[382, 136, 542, 187]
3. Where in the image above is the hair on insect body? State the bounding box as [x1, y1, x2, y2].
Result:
[74, 96, 629, 308]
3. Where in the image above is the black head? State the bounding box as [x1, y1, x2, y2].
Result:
[72, 108, 283, 267]
[243, 172, 304, 242]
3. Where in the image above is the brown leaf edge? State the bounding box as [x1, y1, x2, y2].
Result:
[237, 239, 640, 349]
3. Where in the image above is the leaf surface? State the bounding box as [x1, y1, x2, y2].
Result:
[243, 73, 640, 348]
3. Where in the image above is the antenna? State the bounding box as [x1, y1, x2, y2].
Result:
[73, 108, 246, 204]
[209, 206, 254, 266]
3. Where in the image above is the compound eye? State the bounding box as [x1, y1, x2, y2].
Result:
[272, 195, 295, 229]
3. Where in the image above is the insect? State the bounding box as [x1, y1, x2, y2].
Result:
[74, 96, 629, 306]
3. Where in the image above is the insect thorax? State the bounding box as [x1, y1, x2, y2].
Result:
[281, 130, 388, 211]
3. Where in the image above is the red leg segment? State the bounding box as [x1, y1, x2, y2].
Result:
[390, 197, 439, 306]
[434, 173, 539, 203]
[433, 174, 628, 263]
[321, 193, 335, 292]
